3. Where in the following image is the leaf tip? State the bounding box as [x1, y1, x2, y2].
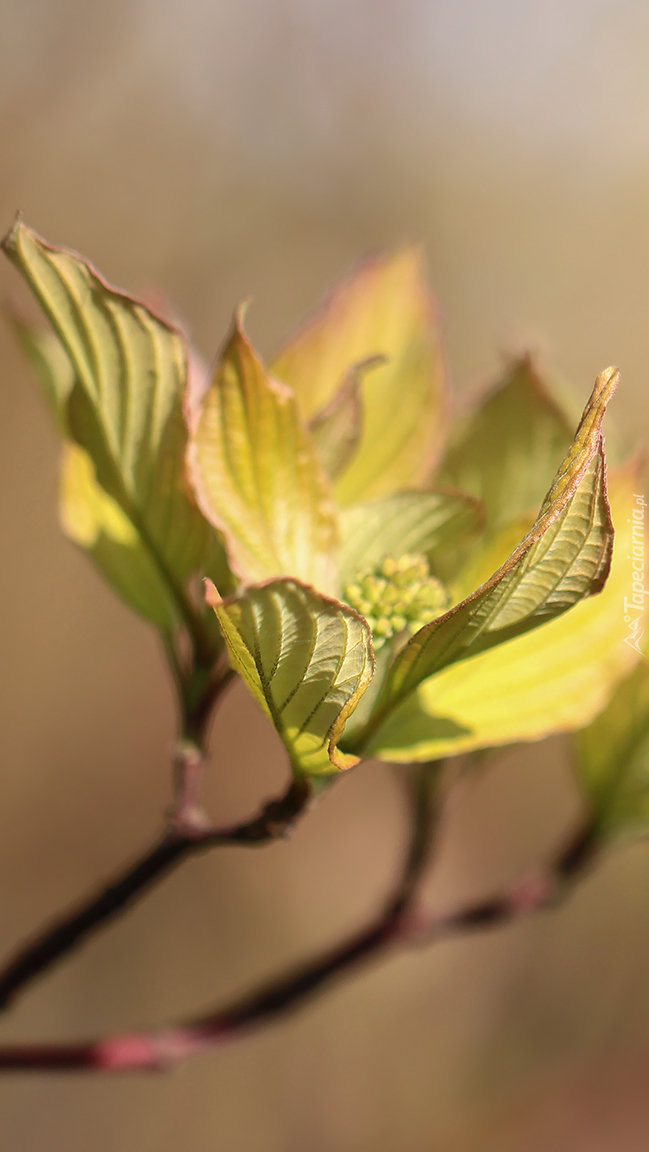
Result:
[329, 747, 361, 772]
[572, 366, 619, 451]
[224, 300, 262, 366]
[1, 210, 24, 255]
[203, 578, 223, 609]
[234, 299, 253, 332]
[593, 365, 620, 411]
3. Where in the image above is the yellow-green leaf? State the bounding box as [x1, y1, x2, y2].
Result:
[448, 513, 535, 605]
[12, 317, 186, 628]
[10, 314, 73, 432]
[573, 657, 649, 842]
[188, 313, 339, 594]
[437, 355, 574, 530]
[61, 442, 179, 630]
[338, 490, 483, 587]
[308, 356, 383, 482]
[363, 464, 638, 760]
[271, 246, 447, 505]
[3, 221, 215, 645]
[346, 367, 618, 751]
[207, 578, 375, 777]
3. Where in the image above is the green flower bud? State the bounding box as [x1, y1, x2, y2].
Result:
[343, 553, 448, 650]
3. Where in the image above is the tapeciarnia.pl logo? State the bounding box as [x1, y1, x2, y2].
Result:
[624, 494, 647, 655]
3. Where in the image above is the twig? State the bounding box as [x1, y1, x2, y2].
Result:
[0, 763, 439, 1070]
[0, 775, 312, 1013]
[0, 772, 600, 1074]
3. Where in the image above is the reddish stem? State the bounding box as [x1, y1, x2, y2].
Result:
[0, 789, 596, 1074]
[0, 777, 311, 1012]
[0, 865, 568, 1073]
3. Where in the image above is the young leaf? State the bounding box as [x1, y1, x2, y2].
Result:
[10, 317, 188, 628]
[308, 356, 383, 482]
[3, 221, 215, 646]
[188, 314, 339, 595]
[61, 443, 180, 630]
[448, 514, 536, 605]
[347, 367, 618, 748]
[364, 466, 639, 760]
[437, 356, 574, 530]
[271, 247, 448, 505]
[573, 659, 649, 842]
[206, 579, 375, 777]
[338, 490, 483, 587]
[9, 315, 73, 431]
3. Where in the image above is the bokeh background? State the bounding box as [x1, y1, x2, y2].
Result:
[2, 1, 649, 1148]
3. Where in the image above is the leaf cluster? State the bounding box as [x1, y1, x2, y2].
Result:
[5, 220, 647, 847]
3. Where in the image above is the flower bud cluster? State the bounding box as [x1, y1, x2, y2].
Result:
[343, 553, 448, 650]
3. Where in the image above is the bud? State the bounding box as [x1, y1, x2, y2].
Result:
[343, 554, 448, 650]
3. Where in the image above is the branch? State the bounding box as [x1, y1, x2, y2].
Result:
[0, 774, 599, 1074]
[0, 775, 312, 1013]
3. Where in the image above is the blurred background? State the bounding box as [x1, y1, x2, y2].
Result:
[2, 0, 649, 1148]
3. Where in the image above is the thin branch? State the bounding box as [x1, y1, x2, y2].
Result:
[0, 763, 439, 1071]
[0, 776, 312, 1013]
[0, 771, 601, 1075]
[0, 774, 599, 1069]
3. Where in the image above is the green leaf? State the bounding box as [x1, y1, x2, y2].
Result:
[308, 356, 384, 482]
[338, 489, 483, 587]
[188, 312, 339, 595]
[3, 221, 217, 647]
[437, 355, 574, 530]
[207, 578, 375, 777]
[11, 317, 184, 628]
[61, 442, 179, 630]
[346, 367, 618, 751]
[9, 314, 73, 431]
[365, 466, 639, 760]
[448, 513, 536, 604]
[271, 246, 448, 505]
[573, 658, 649, 842]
